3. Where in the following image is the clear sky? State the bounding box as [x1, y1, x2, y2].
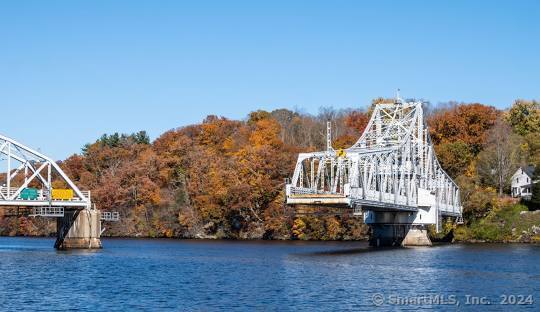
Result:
[1, 0, 538, 160]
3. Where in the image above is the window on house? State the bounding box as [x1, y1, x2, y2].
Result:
[527, 177, 530, 183]
[517, 178, 519, 183]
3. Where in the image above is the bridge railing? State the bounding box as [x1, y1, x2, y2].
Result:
[287, 184, 349, 197]
[0, 187, 91, 204]
[289, 184, 461, 213]
[29, 207, 65, 217]
[100, 211, 120, 222]
[289, 185, 413, 205]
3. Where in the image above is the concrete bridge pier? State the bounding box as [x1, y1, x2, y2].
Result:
[401, 227, 432, 246]
[368, 224, 432, 247]
[364, 210, 433, 247]
[55, 209, 102, 249]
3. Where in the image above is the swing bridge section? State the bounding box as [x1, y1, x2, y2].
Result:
[286, 99, 463, 246]
[0, 134, 119, 249]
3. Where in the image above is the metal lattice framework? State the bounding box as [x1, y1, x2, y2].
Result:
[286, 98, 462, 218]
[0, 134, 90, 210]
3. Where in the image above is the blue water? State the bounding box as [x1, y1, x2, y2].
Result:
[0, 238, 538, 311]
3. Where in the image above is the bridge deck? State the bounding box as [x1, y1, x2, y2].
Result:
[287, 195, 419, 212]
[287, 187, 460, 215]
[0, 200, 90, 208]
[0, 187, 90, 208]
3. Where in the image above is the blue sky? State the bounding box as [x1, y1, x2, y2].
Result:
[1, 0, 538, 159]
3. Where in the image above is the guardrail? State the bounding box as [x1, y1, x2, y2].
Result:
[101, 211, 120, 222]
[288, 186, 344, 196]
[0, 187, 90, 203]
[289, 186, 461, 213]
[29, 207, 64, 217]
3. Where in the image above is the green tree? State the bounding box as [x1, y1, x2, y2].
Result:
[435, 140, 473, 177]
[292, 218, 307, 240]
[456, 175, 497, 220]
[522, 133, 540, 167]
[247, 110, 272, 126]
[506, 99, 540, 136]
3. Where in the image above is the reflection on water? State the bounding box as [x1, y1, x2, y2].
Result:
[0, 237, 538, 311]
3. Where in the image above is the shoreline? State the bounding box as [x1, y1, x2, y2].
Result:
[1, 234, 539, 245]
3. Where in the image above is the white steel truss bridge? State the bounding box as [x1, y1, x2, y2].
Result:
[286, 98, 462, 229]
[0, 134, 91, 213]
[0, 133, 119, 249]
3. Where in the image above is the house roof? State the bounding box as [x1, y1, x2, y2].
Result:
[521, 165, 536, 177]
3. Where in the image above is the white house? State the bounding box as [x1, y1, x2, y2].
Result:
[511, 166, 536, 200]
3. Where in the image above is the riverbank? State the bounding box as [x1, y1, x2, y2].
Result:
[432, 203, 540, 244]
[2, 204, 539, 244]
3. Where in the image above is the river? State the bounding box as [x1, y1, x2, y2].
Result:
[0, 237, 538, 311]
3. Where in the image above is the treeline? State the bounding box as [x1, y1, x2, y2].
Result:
[1, 98, 539, 239]
[59, 107, 372, 239]
[429, 100, 540, 222]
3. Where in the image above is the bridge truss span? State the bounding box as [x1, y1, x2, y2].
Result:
[286, 98, 462, 225]
[0, 134, 90, 209]
[1, 133, 121, 249]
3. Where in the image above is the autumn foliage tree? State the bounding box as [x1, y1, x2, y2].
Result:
[58, 106, 372, 239]
[428, 103, 499, 177]
[427, 103, 500, 219]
